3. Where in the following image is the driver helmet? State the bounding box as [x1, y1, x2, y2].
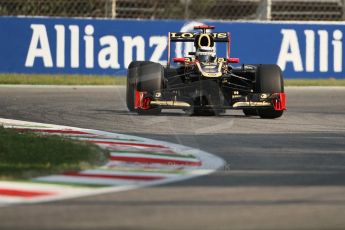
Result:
[195, 46, 216, 63]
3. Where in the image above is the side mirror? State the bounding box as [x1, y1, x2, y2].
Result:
[173, 57, 185, 63]
[227, 58, 240, 63]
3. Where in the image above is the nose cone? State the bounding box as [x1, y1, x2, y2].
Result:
[197, 62, 223, 78]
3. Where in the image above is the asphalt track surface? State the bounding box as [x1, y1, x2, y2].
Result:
[0, 86, 345, 230]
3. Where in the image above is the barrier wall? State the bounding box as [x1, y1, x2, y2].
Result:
[0, 16, 344, 78]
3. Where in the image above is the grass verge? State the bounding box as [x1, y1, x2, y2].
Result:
[0, 74, 126, 85]
[285, 78, 345, 86]
[0, 74, 345, 86]
[0, 127, 108, 179]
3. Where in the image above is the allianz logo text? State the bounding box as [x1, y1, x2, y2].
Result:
[25, 24, 343, 74]
[25, 24, 167, 69]
[277, 29, 343, 73]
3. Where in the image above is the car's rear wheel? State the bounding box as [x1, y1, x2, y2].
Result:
[243, 108, 258, 116]
[254, 64, 284, 119]
[136, 62, 163, 115]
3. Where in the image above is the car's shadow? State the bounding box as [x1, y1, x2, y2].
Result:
[93, 109, 257, 118]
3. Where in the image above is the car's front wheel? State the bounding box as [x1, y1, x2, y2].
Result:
[136, 62, 164, 115]
[126, 61, 143, 112]
[255, 64, 285, 119]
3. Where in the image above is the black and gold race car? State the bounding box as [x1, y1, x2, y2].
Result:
[126, 25, 286, 118]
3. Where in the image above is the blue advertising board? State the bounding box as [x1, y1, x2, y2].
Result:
[0, 16, 344, 78]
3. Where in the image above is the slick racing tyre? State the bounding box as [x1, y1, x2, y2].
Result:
[136, 62, 163, 115]
[255, 64, 284, 119]
[243, 108, 258, 116]
[126, 61, 141, 112]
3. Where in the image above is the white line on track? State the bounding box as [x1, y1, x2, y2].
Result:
[0, 118, 225, 207]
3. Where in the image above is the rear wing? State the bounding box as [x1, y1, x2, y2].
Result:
[169, 32, 229, 42]
[167, 31, 231, 67]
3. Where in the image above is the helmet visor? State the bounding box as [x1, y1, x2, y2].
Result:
[197, 52, 216, 62]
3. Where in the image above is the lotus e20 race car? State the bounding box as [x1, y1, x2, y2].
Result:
[126, 25, 286, 118]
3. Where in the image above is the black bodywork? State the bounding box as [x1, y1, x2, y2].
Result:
[128, 25, 286, 118]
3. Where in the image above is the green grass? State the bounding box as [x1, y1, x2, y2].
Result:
[0, 74, 126, 85]
[0, 74, 345, 86]
[0, 127, 109, 179]
[285, 78, 345, 86]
